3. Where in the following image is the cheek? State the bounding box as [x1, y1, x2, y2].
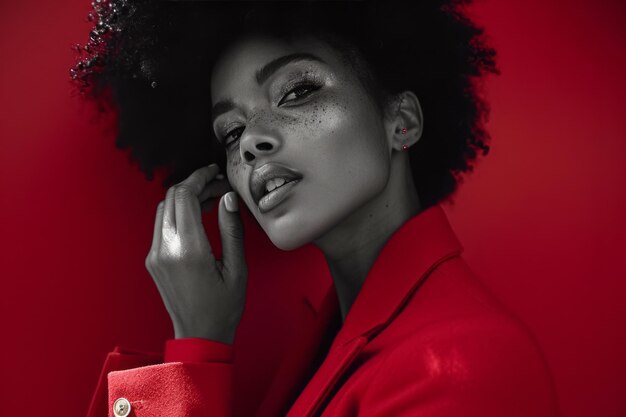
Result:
[226, 157, 247, 195]
[312, 96, 386, 176]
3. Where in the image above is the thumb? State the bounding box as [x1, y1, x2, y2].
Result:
[218, 191, 247, 280]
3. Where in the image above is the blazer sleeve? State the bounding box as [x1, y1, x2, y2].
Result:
[163, 338, 234, 363]
[105, 339, 235, 417]
[358, 316, 560, 417]
[86, 339, 235, 417]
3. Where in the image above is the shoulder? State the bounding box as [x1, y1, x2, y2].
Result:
[364, 315, 559, 416]
[394, 314, 549, 375]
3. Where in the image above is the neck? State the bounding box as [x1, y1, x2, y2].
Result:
[313, 154, 421, 321]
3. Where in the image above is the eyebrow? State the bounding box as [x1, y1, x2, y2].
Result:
[211, 52, 326, 125]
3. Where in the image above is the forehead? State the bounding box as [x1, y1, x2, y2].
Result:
[210, 34, 347, 102]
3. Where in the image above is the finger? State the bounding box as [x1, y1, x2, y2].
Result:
[174, 186, 202, 238]
[218, 191, 247, 283]
[175, 165, 220, 236]
[150, 201, 165, 252]
[178, 164, 220, 198]
[163, 185, 177, 234]
[199, 178, 233, 214]
[198, 176, 232, 204]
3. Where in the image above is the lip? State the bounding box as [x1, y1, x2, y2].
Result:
[250, 163, 304, 207]
[258, 179, 301, 213]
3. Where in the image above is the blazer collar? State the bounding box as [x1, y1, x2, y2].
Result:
[328, 203, 464, 346]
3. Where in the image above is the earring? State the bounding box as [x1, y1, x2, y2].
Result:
[401, 127, 410, 151]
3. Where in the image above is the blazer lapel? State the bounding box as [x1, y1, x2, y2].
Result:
[286, 204, 464, 417]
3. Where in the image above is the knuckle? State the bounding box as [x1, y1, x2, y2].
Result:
[174, 185, 193, 199]
[226, 229, 244, 242]
[144, 255, 153, 271]
[145, 252, 159, 272]
[146, 250, 158, 263]
[157, 250, 182, 267]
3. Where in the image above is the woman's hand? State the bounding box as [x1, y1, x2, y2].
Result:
[144, 164, 248, 344]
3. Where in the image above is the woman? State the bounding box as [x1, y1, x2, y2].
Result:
[73, 1, 559, 416]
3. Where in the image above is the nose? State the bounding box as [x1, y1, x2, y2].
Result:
[239, 126, 281, 165]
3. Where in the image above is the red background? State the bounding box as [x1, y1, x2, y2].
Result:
[1, 1, 625, 416]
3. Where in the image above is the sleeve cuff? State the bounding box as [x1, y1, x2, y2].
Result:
[86, 347, 163, 417]
[164, 338, 234, 363]
[108, 361, 234, 417]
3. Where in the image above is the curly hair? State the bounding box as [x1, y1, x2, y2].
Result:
[71, 0, 498, 209]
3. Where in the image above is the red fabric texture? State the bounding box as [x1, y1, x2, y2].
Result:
[108, 362, 234, 417]
[87, 347, 163, 417]
[91, 204, 559, 417]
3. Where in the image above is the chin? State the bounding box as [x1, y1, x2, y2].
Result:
[265, 225, 309, 251]
[261, 203, 357, 252]
[270, 237, 306, 251]
[261, 215, 321, 251]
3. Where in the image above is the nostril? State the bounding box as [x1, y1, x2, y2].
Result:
[244, 151, 255, 162]
[256, 142, 273, 151]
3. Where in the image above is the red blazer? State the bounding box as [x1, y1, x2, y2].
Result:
[87, 204, 559, 417]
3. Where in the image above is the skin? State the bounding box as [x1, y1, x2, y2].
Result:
[146, 33, 424, 343]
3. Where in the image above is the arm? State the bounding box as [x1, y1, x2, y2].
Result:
[99, 166, 245, 417]
[358, 316, 560, 417]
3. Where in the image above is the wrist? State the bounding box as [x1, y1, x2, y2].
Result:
[173, 324, 236, 344]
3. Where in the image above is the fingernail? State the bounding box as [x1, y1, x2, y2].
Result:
[224, 192, 239, 212]
[209, 163, 219, 170]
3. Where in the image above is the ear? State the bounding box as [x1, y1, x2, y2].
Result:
[383, 91, 424, 152]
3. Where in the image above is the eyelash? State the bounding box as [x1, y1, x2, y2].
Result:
[221, 81, 322, 150]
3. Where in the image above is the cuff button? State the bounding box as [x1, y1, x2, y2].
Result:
[113, 397, 131, 417]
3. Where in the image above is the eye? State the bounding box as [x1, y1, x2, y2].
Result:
[222, 126, 245, 150]
[219, 82, 322, 150]
[278, 82, 321, 106]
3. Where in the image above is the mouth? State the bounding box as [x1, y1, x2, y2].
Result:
[250, 163, 304, 208]
[257, 178, 301, 213]
[261, 177, 298, 197]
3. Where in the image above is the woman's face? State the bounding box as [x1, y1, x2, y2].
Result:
[211, 34, 391, 250]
